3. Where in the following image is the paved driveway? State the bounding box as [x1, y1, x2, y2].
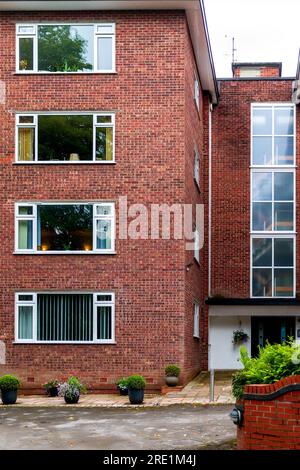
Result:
[0, 405, 236, 450]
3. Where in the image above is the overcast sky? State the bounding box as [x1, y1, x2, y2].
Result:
[204, 0, 299, 78]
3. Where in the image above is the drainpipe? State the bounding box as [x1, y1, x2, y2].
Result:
[208, 100, 213, 297]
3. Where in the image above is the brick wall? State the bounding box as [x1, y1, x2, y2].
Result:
[233, 65, 281, 78]
[183, 19, 209, 378]
[0, 10, 207, 390]
[211, 79, 293, 298]
[237, 375, 300, 450]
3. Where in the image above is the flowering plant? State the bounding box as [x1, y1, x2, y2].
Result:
[58, 382, 80, 401]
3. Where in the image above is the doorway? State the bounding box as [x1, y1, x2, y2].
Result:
[251, 316, 295, 357]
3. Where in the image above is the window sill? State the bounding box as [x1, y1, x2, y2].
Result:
[193, 335, 200, 339]
[14, 71, 117, 76]
[13, 341, 116, 345]
[13, 161, 116, 165]
[194, 257, 200, 267]
[14, 251, 116, 255]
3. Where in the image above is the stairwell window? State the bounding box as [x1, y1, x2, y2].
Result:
[251, 236, 295, 298]
[15, 292, 115, 343]
[15, 202, 115, 254]
[16, 113, 114, 163]
[16, 23, 115, 73]
[252, 105, 295, 166]
[194, 75, 200, 111]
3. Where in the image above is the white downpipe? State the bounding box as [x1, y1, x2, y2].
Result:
[208, 101, 213, 297]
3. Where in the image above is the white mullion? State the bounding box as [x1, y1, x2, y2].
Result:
[93, 293, 97, 341]
[272, 106, 275, 165]
[93, 114, 96, 161]
[35, 115, 38, 161]
[33, 293, 37, 341]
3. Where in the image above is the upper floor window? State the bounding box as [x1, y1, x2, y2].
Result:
[194, 75, 200, 111]
[194, 147, 200, 187]
[16, 113, 114, 163]
[17, 23, 115, 73]
[252, 104, 295, 166]
[251, 170, 294, 232]
[194, 227, 200, 263]
[15, 202, 115, 254]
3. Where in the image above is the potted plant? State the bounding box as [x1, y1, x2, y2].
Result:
[165, 364, 181, 386]
[127, 375, 146, 404]
[44, 379, 59, 397]
[0, 374, 20, 405]
[232, 329, 249, 345]
[58, 376, 86, 404]
[116, 377, 128, 396]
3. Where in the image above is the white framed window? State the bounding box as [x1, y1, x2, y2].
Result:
[194, 147, 200, 187]
[15, 202, 115, 254]
[16, 23, 116, 73]
[15, 292, 115, 343]
[193, 302, 200, 338]
[251, 104, 295, 166]
[251, 170, 295, 232]
[194, 227, 200, 263]
[251, 236, 295, 298]
[194, 75, 200, 111]
[16, 113, 115, 163]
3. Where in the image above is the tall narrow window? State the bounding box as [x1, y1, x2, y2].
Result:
[251, 104, 296, 299]
[193, 302, 200, 338]
[194, 227, 200, 263]
[194, 75, 200, 111]
[194, 148, 200, 187]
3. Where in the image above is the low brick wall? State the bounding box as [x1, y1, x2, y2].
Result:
[237, 375, 300, 450]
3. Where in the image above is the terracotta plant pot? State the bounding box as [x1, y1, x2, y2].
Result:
[165, 376, 179, 387]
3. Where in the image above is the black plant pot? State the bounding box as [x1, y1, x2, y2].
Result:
[117, 386, 128, 396]
[1, 390, 17, 405]
[48, 387, 58, 397]
[64, 394, 80, 404]
[128, 388, 144, 404]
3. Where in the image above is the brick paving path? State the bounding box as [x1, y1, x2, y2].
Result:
[2, 372, 234, 407]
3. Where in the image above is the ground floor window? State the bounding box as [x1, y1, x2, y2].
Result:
[193, 302, 200, 338]
[15, 292, 115, 343]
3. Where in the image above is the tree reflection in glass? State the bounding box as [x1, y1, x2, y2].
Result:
[37, 205, 93, 251]
[38, 25, 93, 72]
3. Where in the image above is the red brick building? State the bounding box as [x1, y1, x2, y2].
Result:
[208, 62, 300, 369]
[0, 0, 218, 390]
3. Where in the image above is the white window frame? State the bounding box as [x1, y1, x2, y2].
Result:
[15, 202, 115, 254]
[193, 301, 200, 338]
[251, 103, 296, 167]
[250, 169, 295, 233]
[194, 146, 200, 188]
[15, 292, 115, 344]
[16, 23, 116, 74]
[194, 74, 200, 111]
[250, 235, 296, 298]
[16, 112, 115, 164]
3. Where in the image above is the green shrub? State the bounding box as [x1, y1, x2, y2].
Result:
[0, 375, 20, 391]
[232, 341, 300, 400]
[67, 376, 86, 393]
[165, 364, 181, 377]
[127, 375, 146, 390]
[116, 377, 128, 389]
